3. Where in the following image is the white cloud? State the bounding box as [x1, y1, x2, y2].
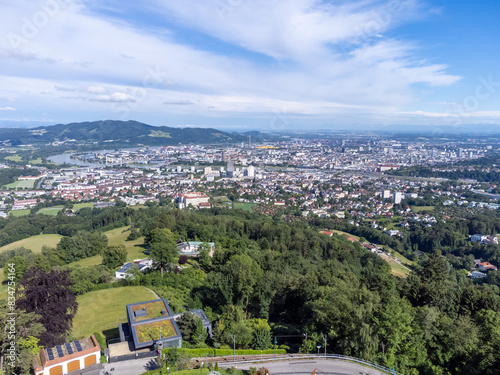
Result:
[0, 0, 465, 127]
[0, 107, 16, 111]
[93, 92, 136, 103]
[87, 86, 107, 94]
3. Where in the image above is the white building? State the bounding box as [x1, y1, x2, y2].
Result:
[393, 192, 404, 204]
[177, 192, 210, 209]
[246, 165, 255, 178]
[177, 241, 215, 257]
[115, 259, 152, 279]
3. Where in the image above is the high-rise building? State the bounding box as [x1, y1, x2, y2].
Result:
[393, 192, 403, 204]
[246, 165, 255, 178]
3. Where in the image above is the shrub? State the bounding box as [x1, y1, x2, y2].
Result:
[93, 332, 107, 354]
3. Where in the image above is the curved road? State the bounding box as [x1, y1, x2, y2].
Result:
[221, 358, 389, 375]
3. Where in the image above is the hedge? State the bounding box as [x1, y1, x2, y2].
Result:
[161, 348, 287, 357]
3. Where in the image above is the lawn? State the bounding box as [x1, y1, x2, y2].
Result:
[38, 206, 64, 215]
[4, 180, 35, 189]
[73, 202, 95, 210]
[412, 206, 436, 212]
[105, 226, 146, 261]
[233, 202, 257, 212]
[69, 255, 102, 268]
[72, 286, 157, 341]
[0, 234, 63, 253]
[9, 209, 30, 217]
[66, 226, 146, 269]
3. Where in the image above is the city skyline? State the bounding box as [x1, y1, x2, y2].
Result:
[1, 0, 500, 132]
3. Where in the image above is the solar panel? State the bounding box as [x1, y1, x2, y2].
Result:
[56, 345, 64, 357]
[65, 343, 73, 354]
[46, 348, 54, 360]
[74, 340, 83, 352]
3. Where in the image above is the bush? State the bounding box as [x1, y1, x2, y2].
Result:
[93, 332, 107, 354]
[179, 255, 189, 265]
[100, 355, 107, 363]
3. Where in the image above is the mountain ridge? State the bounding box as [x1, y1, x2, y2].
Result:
[0, 120, 251, 146]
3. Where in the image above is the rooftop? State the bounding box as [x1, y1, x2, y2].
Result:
[130, 300, 170, 322]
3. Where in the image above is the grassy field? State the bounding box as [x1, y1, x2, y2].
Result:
[66, 226, 146, 268]
[4, 155, 22, 162]
[5, 155, 44, 164]
[38, 206, 64, 215]
[4, 179, 35, 189]
[412, 206, 436, 212]
[233, 202, 257, 212]
[9, 209, 30, 217]
[327, 230, 412, 277]
[105, 226, 146, 261]
[73, 202, 95, 210]
[377, 253, 411, 278]
[71, 287, 157, 340]
[390, 249, 414, 266]
[0, 234, 63, 253]
[38, 202, 95, 216]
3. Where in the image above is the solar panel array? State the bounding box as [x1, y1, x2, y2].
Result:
[65, 342, 73, 354]
[46, 348, 54, 360]
[74, 340, 83, 352]
[56, 345, 64, 358]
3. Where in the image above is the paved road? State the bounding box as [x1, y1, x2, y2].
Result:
[103, 358, 159, 375]
[227, 358, 388, 375]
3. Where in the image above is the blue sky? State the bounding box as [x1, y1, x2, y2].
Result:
[1, 0, 499, 132]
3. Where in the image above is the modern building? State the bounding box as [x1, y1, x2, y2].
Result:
[245, 165, 255, 178]
[115, 259, 152, 279]
[126, 299, 183, 350]
[34, 336, 101, 375]
[393, 192, 404, 204]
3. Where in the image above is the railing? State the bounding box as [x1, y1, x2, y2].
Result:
[216, 353, 404, 375]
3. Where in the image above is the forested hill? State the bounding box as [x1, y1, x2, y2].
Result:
[2, 206, 500, 374]
[0, 120, 250, 146]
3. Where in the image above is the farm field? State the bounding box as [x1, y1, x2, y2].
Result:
[72, 286, 157, 340]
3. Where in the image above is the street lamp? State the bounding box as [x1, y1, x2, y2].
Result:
[229, 333, 236, 363]
[321, 333, 327, 357]
[167, 367, 169, 375]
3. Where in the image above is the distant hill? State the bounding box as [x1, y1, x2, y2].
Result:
[0, 120, 253, 146]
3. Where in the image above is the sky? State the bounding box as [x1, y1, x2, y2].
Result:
[1, 0, 500, 132]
